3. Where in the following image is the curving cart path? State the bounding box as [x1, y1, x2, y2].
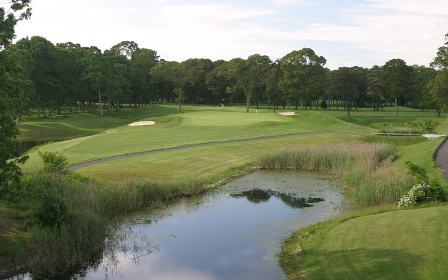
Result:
[436, 138, 448, 180]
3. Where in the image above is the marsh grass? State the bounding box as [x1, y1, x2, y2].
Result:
[260, 143, 413, 208]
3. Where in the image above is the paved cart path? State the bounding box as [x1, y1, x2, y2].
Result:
[436, 138, 448, 180]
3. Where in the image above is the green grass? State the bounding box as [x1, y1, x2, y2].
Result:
[18, 105, 178, 142]
[23, 105, 371, 172]
[281, 205, 448, 280]
[397, 139, 446, 184]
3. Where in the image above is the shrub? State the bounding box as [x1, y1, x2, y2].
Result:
[38, 151, 68, 173]
[32, 190, 70, 227]
[398, 182, 446, 208]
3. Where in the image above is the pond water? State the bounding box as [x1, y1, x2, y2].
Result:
[86, 171, 341, 280]
[12, 171, 342, 280]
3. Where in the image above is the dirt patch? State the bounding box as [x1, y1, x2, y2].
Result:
[278, 112, 296, 116]
[128, 121, 156, 127]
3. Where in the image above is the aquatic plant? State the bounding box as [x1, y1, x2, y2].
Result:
[260, 143, 412, 208]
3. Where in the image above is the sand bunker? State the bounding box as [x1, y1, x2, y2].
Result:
[278, 112, 296, 116]
[128, 121, 156, 127]
[423, 134, 446, 139]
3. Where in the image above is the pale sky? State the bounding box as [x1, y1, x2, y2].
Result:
[14, 0, 448, 69]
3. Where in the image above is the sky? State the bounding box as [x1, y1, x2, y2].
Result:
[14, 0, 448, 69]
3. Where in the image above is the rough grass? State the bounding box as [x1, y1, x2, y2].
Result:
[361, 135, 427, 146]
[0, 205, 29, 277]
[259, 143, 411, 208]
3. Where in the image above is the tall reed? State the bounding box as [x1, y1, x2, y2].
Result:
[260, 143, 413, 209]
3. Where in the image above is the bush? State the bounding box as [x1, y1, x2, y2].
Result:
[398, 182, 446, 208]
[38, 151, 68, 173]
[32, 190, 70, 227]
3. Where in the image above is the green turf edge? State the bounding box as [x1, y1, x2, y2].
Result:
[280, 203, 448, 280]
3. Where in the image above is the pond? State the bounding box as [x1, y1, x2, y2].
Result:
[12, 170, 342, 280]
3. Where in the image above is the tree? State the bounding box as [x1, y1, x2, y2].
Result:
[103, 46, 132, 111]
[182, 58, 214, 104]
[411, 65, 436, 111]
[238, 54, 271, 112]
[428, 71, 448, 118]
[207, 58, 243, 106]
[279, 48, 326, 109]
[0, 0, 31, 189]
[15, 36, 62, 116]
[329, 67, 359, 116]
[151, 61, 188, 112]
[129, 48, 159, 107]
[265, 60, 282, 111]
[382, 59, 413, 116]
[83, 46, 106, 115]
[432, 33, 448, 71]
[367, 66, 386, 111]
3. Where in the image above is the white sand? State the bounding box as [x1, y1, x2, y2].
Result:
[128, 121, 156, 127]
[278, 112, 296, 116]
[423, 134, 446, 139]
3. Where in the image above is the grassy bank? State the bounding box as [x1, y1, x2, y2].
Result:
[281, 205, 448, 280]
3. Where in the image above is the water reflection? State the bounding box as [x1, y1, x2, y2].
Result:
[231, 189, 325, 208]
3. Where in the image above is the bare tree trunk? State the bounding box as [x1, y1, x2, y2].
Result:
[395, 97, 398, 117]
[98, 89, 103, 117]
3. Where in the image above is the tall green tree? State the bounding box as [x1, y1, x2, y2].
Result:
[432, 33, 448, 70]
[0, 0, 31, 189]
[382, 59, 413, 116]
[238, 54, 271, 112]
[151, 61, 188, 112]
[367, 66, 386, 111]
[279, 48, 326, 109]
[329, 67, 359, 116]
[129, 48, 159, 107]
[428, 71, 448, 118]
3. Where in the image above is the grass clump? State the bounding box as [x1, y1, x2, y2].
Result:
[260, 143, 412, 208]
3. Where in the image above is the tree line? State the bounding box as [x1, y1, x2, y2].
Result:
[2, 33, 448, 116]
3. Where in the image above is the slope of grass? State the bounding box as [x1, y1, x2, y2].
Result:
[18, 105, 178, 142]
[281, 206, 448, 280]
[23, 106, 371, 172]
[397, 139, 446, 184]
